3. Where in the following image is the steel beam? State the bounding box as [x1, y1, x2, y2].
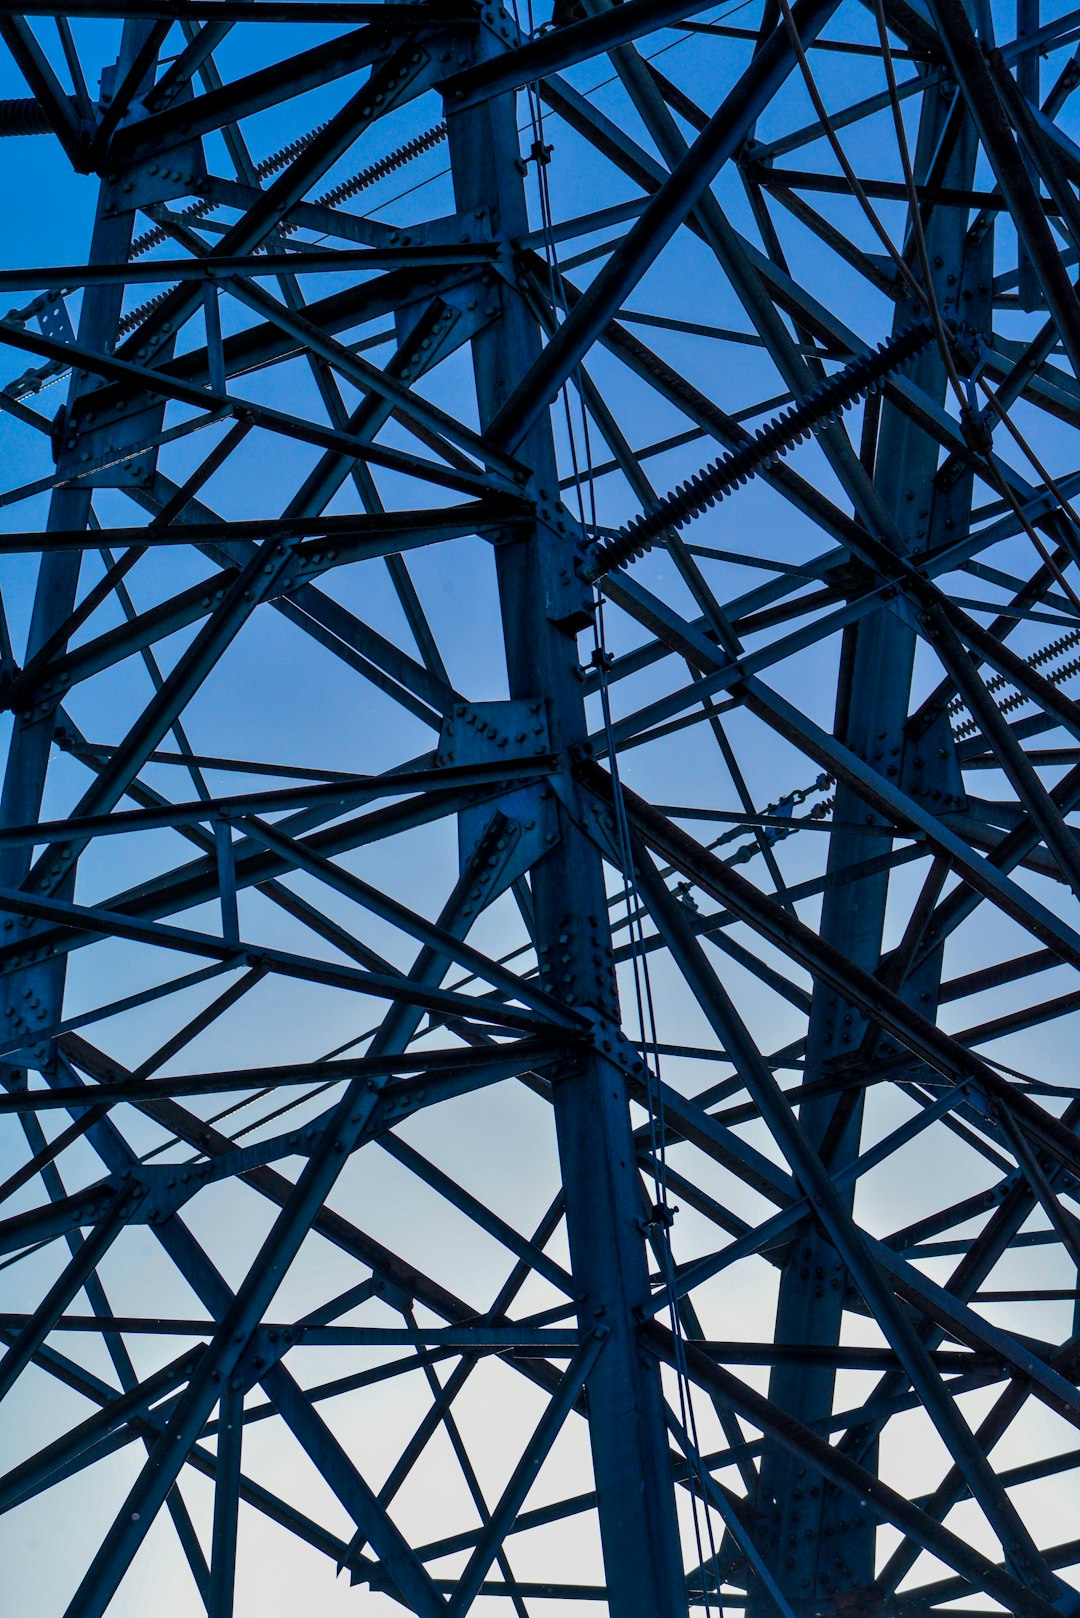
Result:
[5, 7, 1080, 1615]
[442, 19, 688, 1613]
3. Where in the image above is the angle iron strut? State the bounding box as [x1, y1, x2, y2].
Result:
[582, 318, 940, 583]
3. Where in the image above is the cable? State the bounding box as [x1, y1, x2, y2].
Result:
[0, 97, 55, 135]
[2, 3, 739, 402]
[512, 4, 726, 1599]
[350, 0, 759, 228]
[974, 371, 1080, 618]
[11, 120, 449, 391]
[871, 0, 967, 409]
[872, 0, 1080, 631]
[948, 625, 1080, 717]
[310, 121, 447, 211]
[129, 122, 331, 258]
[583, 319, 938, 580]
[541, 87, 725, 1618]
[774, 0, 930, 310]
[952, 641, 1080, 739]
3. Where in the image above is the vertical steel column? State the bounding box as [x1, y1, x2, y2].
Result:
[0, 22, 153, 1086]
[1016, 0, 1041, 307]
[747, 90, 981, 1617]
[444, 10, 687, 1613]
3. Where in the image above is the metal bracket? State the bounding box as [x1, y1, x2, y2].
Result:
[899, 704, 967, 812]
[99, 68, 209, 212]
[438, 699, 559, 895]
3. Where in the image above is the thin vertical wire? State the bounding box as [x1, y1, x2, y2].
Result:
[511, 6, 729, 1602]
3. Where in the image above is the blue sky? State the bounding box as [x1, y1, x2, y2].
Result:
[4, 3, 1080, 1612]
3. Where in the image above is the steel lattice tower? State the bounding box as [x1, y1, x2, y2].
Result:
[3, 2, 1080, 1614]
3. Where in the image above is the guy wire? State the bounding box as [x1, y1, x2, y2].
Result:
[517, 14, 730, 1600]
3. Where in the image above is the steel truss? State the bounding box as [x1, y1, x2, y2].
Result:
[3, 1, 1080, 1614]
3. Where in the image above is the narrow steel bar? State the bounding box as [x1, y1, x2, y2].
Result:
[444, 18, 689, 1614]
